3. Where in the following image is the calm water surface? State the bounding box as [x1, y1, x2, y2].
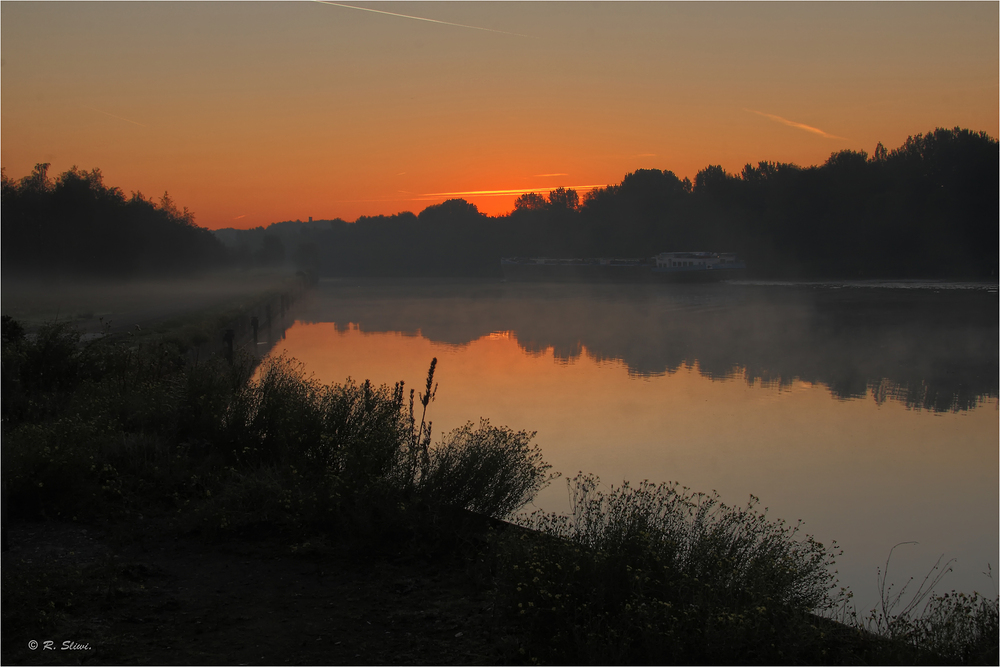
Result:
[271, 279, 998, 609]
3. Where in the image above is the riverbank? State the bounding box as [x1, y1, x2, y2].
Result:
[5, 503, 993, 665]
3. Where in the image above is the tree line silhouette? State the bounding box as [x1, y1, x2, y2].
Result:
[226, 126, 996, 280]
[4, 126, 995, 280]
[2, 164, 226, 278]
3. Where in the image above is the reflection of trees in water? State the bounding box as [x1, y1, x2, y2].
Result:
[296, 282, 998, 414]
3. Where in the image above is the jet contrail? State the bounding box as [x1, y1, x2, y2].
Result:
[83, 106, 148, 128]
[745, 109, 846, 140]
[314, 1, 533, 38]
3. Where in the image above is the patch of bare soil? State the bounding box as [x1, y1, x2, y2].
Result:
[2, 521, 503, 665]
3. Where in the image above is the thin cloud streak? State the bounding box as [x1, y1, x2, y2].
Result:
[745, 109, 846, 140]
[82, 106, 147, 128]
[425, 185, 605, 198]
[533, 173, 569, 177]
[329, 196, 442, 203]
[314, 2, 533, 38]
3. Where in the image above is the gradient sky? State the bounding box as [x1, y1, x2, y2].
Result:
[2, 2, 997, 229]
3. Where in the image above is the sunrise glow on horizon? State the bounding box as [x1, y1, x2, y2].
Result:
[2, 2, 997, 229]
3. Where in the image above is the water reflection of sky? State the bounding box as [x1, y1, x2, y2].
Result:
[290, 280, 998, 412]
[272, 280, 999, 611]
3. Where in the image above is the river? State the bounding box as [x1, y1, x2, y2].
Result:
[268, 278, 998, 611]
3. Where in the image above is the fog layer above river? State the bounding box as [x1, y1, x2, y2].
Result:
[292, 279, 998, 413]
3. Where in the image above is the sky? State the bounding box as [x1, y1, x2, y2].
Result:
[2, 2, 997, 229]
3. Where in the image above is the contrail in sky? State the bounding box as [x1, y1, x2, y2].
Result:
[315, 1, 533, 38]
[745, 109, 846, 140]
[82, 106, 147, 128]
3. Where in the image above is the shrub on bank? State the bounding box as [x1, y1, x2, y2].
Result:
[911, 590, 999, 664]
[213, 353, 555, 527]
[492, 473, 847, 664]
[421, 420, 552, 518]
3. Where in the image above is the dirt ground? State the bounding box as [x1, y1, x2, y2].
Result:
[2, 521, 504, 666]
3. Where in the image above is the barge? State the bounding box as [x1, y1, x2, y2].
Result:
[500, 252, 746, 283]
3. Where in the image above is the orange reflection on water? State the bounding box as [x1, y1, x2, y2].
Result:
[274, 321, 999, 607]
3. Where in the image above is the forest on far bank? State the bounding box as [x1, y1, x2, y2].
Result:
[3, 126, 997, 281]
[219, 127, 998, 280]
[1, 164, 226, 279]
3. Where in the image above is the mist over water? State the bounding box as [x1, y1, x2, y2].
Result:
[273, 278, 998, 609]
[291, 279, 997, 412]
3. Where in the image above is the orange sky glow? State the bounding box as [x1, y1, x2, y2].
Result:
[2, 2, 997, 228]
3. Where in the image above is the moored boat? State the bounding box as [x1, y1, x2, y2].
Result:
[500, 252, 746, 283]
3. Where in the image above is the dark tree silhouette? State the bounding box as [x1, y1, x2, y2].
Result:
[1, 164, 226, 278]
[206, 126, 998, 280]
[547, 187, 579, 211]
[514, 192, 547, 211]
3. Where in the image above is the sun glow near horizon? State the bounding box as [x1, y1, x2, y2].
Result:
[2, 2, 996, 229]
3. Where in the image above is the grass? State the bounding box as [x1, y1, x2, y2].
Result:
[2, 308, 997, 664]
